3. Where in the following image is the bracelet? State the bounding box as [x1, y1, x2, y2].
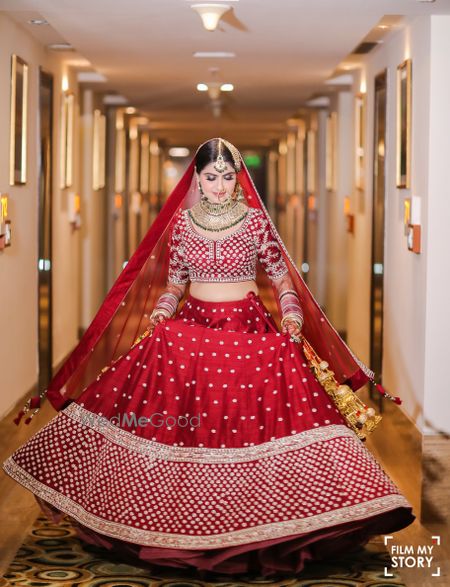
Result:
[280, 290, 304, 324]
[151, 291, 181, 320]
[150, 308, 171, 321]
[279, 289, 299, 301]
[281, 313, 304, 331]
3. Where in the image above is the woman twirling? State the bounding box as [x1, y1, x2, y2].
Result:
[3, 138, 414, 576]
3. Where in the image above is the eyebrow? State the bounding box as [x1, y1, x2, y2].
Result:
[203, 170, 235, 176]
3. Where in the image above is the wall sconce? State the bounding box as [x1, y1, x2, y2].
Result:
[344, 196, 355, 234]
[0, 194, 11, 250]
[68, 192, 81, 229]
[191, 3, 231, 31]
[405, 195, 421, 254]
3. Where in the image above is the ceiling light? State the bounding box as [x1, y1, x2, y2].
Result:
[125, 107, 137, 114]
[305, 96, 331, 108]
[197, 83, 209, 91]
[103, 94, 129, 105]
[28, 18, 49, 25]
[191, 3, 231, 31]
[378, 25, 389, 29]
[47, 43, 74, 51]
[169, 147, 191, 157]
[193, 51, 236, 58]
[220, 83, 234, 91]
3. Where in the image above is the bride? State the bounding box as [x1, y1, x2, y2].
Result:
[3, 138, 415, 577]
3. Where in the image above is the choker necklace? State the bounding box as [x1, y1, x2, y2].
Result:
[189, 197, 248, 232]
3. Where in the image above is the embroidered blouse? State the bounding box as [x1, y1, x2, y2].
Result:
[167, 207, 289, 284]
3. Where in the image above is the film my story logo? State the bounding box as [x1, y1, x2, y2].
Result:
[384, 535, 441, 577]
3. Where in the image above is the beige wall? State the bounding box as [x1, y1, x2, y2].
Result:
[0, 13, 82, 419]
[345, 15, 448, 435]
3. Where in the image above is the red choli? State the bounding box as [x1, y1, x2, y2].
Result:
[167, 207, 289, 284]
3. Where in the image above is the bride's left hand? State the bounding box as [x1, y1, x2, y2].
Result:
[281, 318, 302, 339]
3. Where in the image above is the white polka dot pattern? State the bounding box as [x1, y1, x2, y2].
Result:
[3, 418, 409, 548]
[2, 292, 413, 550]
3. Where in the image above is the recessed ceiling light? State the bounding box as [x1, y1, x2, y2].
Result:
[125, 107, 137, 114]
[103, 95, 129, 106]
[193, 51, 236, 58]
[28, 18, 49, 25]
[197, 83, 209, 91]
[47, 43, 74, 51]
[169, 147, 190, 158]
[220, 83, 234, 91]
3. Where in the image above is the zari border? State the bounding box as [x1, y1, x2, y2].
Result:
[64, 403, 360, 463]
[3, 455, 411, 549]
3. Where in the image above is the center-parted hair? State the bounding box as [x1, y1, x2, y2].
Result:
[195, 139, 236, 173]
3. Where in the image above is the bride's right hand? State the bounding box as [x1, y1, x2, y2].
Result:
[149, 311, 168, 329]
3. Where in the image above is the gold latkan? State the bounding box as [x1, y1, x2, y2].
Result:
[301, 335, 382, 440]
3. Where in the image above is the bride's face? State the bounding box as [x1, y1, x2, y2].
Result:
[198, 161, 237, 203]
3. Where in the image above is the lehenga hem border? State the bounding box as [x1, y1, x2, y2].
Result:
[3, 456, 412, 549]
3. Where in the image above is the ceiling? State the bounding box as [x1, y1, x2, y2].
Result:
[2, 0, 450, 147]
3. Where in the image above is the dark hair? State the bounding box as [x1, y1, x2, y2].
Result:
[195, 139, 236, 173]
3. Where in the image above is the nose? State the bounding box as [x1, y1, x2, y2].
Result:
[217, 175, 225, 193]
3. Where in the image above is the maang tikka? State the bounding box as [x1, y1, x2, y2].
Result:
[214, 139, 227, 173]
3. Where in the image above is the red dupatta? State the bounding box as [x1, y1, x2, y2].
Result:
[15, 140, 399, 425]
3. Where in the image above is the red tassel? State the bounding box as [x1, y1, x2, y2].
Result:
[13, 395, 42, 426]
[375, 383, 402, 405]
[29, 396, 41, 409]
[13, 410, 25, 426]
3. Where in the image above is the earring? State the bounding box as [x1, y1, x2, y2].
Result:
[198, 181, 205, 197]
[233, 183, 245, 201]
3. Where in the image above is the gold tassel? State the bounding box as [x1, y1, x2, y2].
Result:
[301, 336, 382, 441]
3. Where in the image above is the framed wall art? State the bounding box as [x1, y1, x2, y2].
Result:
[93, 109, 106, 190]
[326, 112, 337, 191]
[396, 59, 412, 189]
[355, 93, 365, 191]
[60, 91, 74, 189]
[9, 54, 29, 185]
[306, 129, 316, 194]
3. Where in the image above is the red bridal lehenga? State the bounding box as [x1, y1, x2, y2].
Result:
[3, 141, 415, 577]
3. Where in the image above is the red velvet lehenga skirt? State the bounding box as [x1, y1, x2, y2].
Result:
[3, 291, 414, 577]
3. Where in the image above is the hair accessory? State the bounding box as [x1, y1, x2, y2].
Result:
[214, 139, 227, 173]
[195, 137, 242, 172]
[221, 138, 242, 172]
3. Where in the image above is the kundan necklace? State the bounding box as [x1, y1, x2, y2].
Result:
[189, 196, 248, 232]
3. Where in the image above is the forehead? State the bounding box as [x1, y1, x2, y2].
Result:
[200, 161, 235, 174]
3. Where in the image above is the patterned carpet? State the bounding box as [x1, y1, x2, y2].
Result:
[1, 514, 405, 586]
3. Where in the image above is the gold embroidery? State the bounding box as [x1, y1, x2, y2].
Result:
[3, 456, 411, 549]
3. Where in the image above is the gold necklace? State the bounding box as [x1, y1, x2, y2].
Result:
[189, 198, 248, 232]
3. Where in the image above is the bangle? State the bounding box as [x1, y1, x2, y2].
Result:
[152, 291, 180, 319]
[280, 290, 303, 324]
[281, 313, 304, 331]
[279, 289, 299, 301]
[150, 308, 171, 321]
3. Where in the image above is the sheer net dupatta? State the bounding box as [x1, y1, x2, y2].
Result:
[12, 159, 195, 425]
[14, 149, 392, 425]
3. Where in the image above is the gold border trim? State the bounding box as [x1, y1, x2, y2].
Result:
[63, 403, 359, 463]
[3, 456, 411, 549]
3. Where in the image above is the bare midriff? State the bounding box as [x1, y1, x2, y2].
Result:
[189, 280, 259, 302]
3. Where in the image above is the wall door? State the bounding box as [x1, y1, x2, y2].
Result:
[38, 69, 53, 392]
[369, 70, 387, 409]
